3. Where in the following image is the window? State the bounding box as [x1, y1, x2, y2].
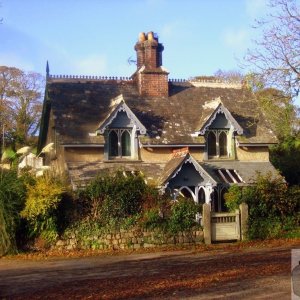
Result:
[198, 187, 206, 204]
[108, 129, 131, 158]
[207, 131, 217, 156]
[219, 131, 227, 156]
[207, 130, 229, 158]
[214, 169, 243, 184]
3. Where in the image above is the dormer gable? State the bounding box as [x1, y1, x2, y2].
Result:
[96, 94, 146, 135]
[196, 100, 243, 136]
[160, 149, 217, 188]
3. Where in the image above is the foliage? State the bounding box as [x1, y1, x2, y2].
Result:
[0, 147, 18, 169]
[21, 174, 64, 244]
[71, 172, 201, 236]
[255, 88, 297, 139]
[244, 0, 300, 99]
[225, 172, 300, 239]
[168, 197, 201, 234]
[248, 216, 283, 239]
[142, 208, 166, 230]
[270, 135, 300, 185]
[0, 169, 26, 255]
[0, 66, 44, 150]
[78, 171, 147, 225]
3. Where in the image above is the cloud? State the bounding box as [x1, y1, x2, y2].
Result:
[73, 55, 107, 75]
[245, 0, 268, 18]
[222, 28, 249, 51]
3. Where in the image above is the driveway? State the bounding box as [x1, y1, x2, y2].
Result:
[0, 241, 299, 299]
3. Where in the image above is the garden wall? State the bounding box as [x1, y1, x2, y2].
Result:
[54, 227, 204, 251]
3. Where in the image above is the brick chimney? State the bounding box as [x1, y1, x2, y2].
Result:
[133, 32, 169, 98]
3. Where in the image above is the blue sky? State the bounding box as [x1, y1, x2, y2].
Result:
[1, 0, 269, 79]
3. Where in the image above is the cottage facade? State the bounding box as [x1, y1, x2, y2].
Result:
[38, 31, 278, 212]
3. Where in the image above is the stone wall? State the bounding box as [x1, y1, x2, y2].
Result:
[55, 228, 204, 251]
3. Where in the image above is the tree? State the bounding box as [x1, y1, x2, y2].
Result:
[214, 69, 299, 139]
[214, 69, 244, 84]
[0, 66, 44, 151]
[244, 0, 300, 99]
[255, 88, 298, 138]
[270, 134, 300, 185]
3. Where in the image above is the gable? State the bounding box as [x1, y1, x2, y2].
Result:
[160, 153, 217, 188]
[168, 162, 205, 187]
[96, 94, 146, 135]
[198, 102, 243, 135]
[109, 111, 133, 128]
[209, 113, 230, 129]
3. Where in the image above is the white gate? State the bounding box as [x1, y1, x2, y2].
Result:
[211, 210, 240, 241]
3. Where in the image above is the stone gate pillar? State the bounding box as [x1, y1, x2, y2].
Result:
[203, 203, 211, 245]
[239, 202, 248, 240]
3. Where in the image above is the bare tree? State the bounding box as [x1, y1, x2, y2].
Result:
[244, 0, 300, 98]
[214, 69, 245, 84]
[0, 66, 44, 150]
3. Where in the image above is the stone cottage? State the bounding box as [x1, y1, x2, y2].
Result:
[38, 31, 278, 212]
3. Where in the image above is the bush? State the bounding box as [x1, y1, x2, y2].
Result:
[142, 208, 165, 230]
[78, 171, 147, 225]
[168, 197, 201, 234]
[21, 174, 65, 245]
[225, 172, 300, 239]
[0, 169, 26, 255]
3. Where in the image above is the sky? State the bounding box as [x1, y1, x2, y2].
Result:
[0, 0, 271, 80]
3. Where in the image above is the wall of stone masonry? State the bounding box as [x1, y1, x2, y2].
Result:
[54, 228, 204, 251]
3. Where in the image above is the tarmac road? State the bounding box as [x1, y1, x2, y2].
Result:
[0, 243, 299, 299]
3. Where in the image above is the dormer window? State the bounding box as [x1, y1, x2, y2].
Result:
[96, 95, 147, 161]
[108, 129, 131, 157]
[207, 130, 229, 158]
[194, 102, 243, 161]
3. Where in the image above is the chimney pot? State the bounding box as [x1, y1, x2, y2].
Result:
[147, 31, 154, 41]
[139, 32, 146, 42]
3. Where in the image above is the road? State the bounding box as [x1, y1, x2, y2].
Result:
[0, 242, 299, 299]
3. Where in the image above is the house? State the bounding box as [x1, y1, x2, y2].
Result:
[38, 31, 278, 212]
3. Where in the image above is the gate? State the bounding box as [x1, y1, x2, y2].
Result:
[211, 210, 240, 241]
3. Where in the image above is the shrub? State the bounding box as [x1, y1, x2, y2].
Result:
[0, 169, 26, 255]
[78, 171, 147, 225]
[21, 174, 64, 245]
[168, 197, 200, 234]
[142, 208, 165, 230]
[225, 172, 300, 239]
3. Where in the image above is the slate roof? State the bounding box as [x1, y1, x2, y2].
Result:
[67, 157, 279, 189]
[201, 161, 280, 185]
[42, 78, 277, 147]
[67, 160, 165, 188]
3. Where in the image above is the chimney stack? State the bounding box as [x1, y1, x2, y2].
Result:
[133, 31, 169, 98]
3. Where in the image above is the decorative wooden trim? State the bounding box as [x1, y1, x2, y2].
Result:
[96, 94, 147, 135]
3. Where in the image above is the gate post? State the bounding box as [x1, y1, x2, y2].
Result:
[239, 203, 248, 240]
[203, 203, 211, 245]
[235, 209, 241, 240]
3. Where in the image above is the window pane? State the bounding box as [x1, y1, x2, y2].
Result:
[208, 132, 217, 156]
[121, 131, 131, 157]
[219, 131, 228, 157]
[198, 188, 205, 204]
[109, 131, 118, 156]
[212, 189, 219, 212]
